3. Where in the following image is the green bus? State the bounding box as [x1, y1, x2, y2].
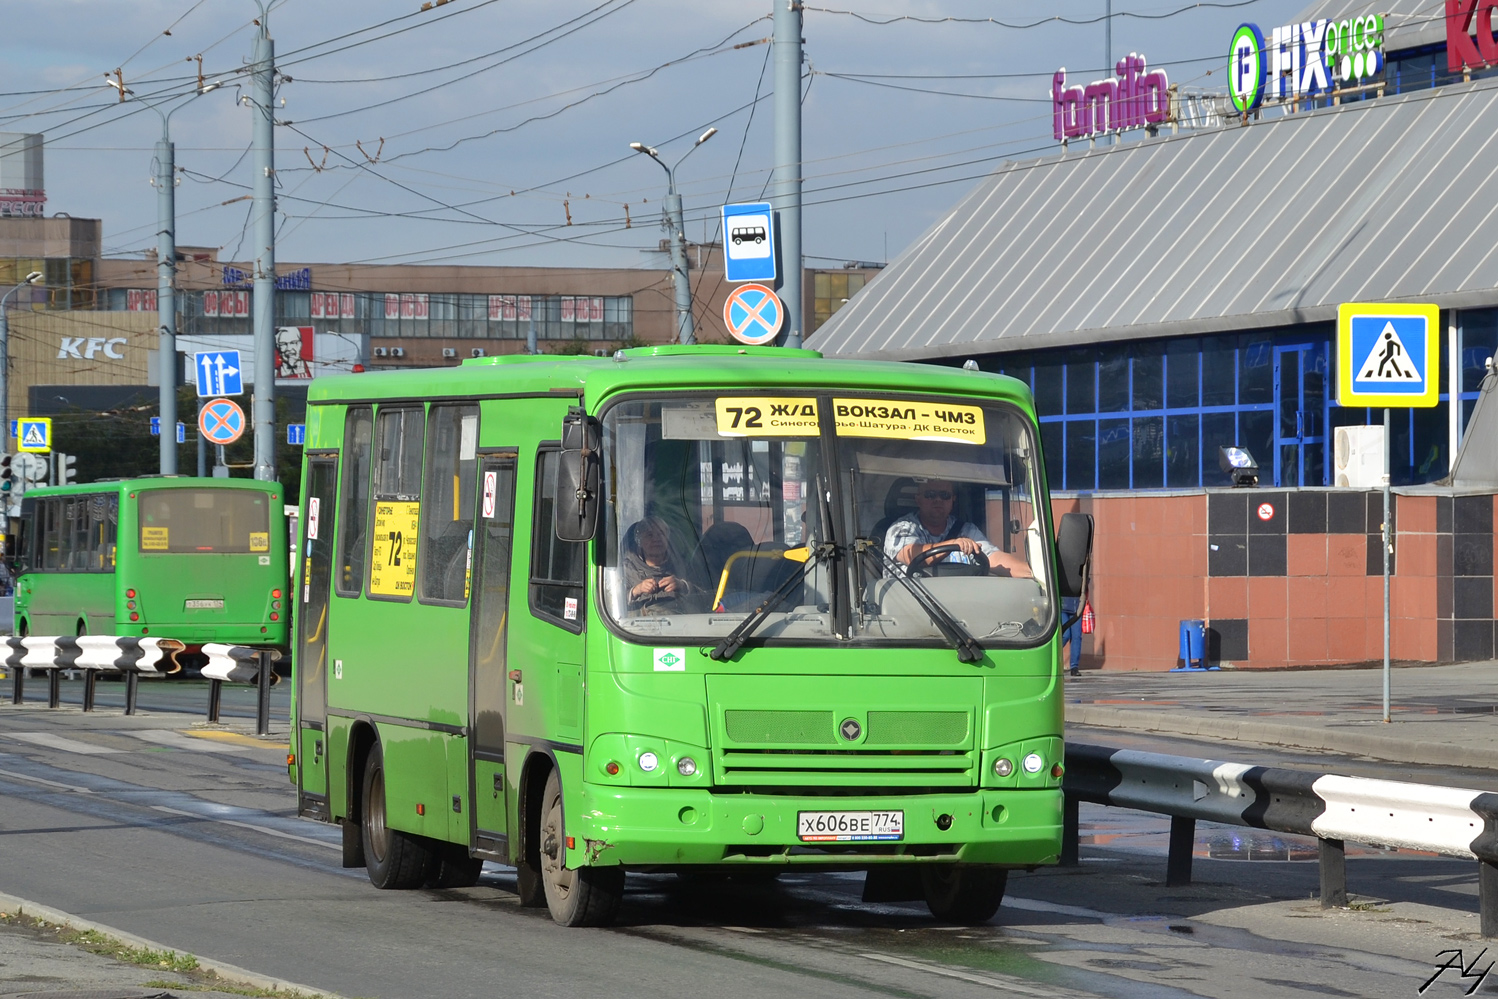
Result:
[290, 345, 1089, 926]
[12, 478, 290, 647]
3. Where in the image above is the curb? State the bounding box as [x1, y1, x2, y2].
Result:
[0, 890, 344, 999]
[1066, 703, 1498, 770]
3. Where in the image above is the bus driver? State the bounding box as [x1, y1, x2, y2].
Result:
[884, 478, 1032, 577]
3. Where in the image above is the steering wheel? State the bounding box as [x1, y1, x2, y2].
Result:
[906, 542, 989, 578]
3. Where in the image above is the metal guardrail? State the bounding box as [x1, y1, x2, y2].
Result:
[4, 637, 281, 735]
[1063, 743, 1498, 936]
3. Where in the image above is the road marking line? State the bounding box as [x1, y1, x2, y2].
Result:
[860, 952, 1074, 997]
[150, 805, 339, 850]
[128, 730, 253, 753]
[0, 768, 93, 793]
[4, 732, 122, 755]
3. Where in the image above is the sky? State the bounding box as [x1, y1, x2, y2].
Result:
[1, 0, 1313, 273]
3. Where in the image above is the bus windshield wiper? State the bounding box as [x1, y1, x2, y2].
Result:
[710, 542, 837, 661]
[853, 539, 985, 664]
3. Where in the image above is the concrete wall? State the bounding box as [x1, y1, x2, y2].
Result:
[1052, 489, 1498, 671]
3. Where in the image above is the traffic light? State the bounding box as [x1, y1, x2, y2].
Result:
[1, 455, 11, 497]
[58, 452, 76, 485]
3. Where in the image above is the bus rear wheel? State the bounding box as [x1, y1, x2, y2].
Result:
[538, 769, 623, 926]
[921, 865, 1007, 924]
[361, 742, 434, 889]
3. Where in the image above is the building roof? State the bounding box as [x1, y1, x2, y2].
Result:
[1296, 0, 1448, 54]
[808, 77, 1498, 361]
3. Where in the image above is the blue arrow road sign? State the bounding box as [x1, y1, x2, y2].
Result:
[287, 423, 306, 446]
[722, 202, 777, 283]
[195, 350, 244, 398]
[150, 416, 160, 436]
[177, 422, 186, 444]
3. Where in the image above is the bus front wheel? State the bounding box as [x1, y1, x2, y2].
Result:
[361, 742, 434, 890]
[538, 769, 623, 926]
[921, 865, 1007, 924]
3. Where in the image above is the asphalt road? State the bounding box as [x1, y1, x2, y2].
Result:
[0, 692, 1488, 999]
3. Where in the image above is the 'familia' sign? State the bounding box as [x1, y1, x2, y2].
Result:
[1052, 54, 1171, 142]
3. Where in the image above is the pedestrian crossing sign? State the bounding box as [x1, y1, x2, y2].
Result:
[1336, 302, 1439, 408]
[16, 417, 50, 453]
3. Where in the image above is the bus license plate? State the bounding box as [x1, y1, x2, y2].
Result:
[184, 599, 224, 610]
[797, 810, 903, 842]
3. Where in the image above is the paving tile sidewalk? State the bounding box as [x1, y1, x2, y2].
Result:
[1065, 660, 1498, 770]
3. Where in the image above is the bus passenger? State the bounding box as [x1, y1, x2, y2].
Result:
[623, 517, 699, 614]
[884, 478, 1032, 577]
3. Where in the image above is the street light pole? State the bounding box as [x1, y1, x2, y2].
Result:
[630, 128, 717, 346]
[0, 271, 43, 445]
[114, 76, 220, 475]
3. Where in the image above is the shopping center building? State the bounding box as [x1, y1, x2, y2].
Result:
[809, 0, 1498, 669]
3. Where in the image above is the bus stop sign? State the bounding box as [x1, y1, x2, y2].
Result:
[722, 202, 776, 283]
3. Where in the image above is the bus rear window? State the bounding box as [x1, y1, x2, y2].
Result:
[137, 489, 272, 554]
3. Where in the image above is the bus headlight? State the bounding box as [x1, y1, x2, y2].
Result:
[1023, 752, 1044, 774]
[992, 757, 1013, 777]
[676, 756, 697, 777]
[638, 751, 659, 773]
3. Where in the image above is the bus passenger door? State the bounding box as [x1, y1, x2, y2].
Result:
[469, 453, 516, 856]
[296, 455, 338, 818]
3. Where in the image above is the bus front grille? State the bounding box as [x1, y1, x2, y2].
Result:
[716, 749, 976, 787]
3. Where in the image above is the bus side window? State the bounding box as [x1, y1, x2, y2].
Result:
[529, 449, 585, 630]
[419, 404, 478, 606]
[336, 407, 374, 598]
[42, 498, 62, 571]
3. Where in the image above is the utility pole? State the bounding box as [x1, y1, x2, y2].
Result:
[156, 130, 178, 475]
[773, 0, 804, 348]
[250, 4, 277, 482]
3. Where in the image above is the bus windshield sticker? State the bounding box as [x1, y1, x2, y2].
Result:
[713, 397, 820, 437]
[832, 398, 986, 445]
[459, 415, 478, 461]
[482, 471, 497, 518]
[249, 532, 270, 552]
[141, 527, 169, 550]
[369, 501, 420, 597]
[307, 496, 320, 540]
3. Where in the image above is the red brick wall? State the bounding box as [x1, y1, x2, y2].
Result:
[1049, 490, 1495, 672]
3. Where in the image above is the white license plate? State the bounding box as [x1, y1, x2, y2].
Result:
[797, 810, 904, 842]
[184, 599, 224, 610]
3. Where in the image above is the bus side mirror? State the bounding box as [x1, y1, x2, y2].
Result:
[555, 406, 602, 543]
[1055, 513, 1093, 599]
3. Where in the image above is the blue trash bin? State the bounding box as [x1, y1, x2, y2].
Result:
[1178, 619, 1205, 669]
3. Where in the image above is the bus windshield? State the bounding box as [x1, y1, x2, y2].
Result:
[600, 394, 1053, 647]
[137, 488, 272, 554]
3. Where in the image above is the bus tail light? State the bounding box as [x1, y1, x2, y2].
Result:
[269, 612, 280, 621]
[129, 612, 139, 622]
[126, 588, 136, 599]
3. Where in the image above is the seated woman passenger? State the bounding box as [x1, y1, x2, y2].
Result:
[883, 478, 1032, 577]
[622, 516, 700, 614]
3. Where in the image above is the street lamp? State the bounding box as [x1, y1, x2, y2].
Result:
[110, 75, 221, 475]
[629, 127, 718, 345]
[0, 270, 43, 454]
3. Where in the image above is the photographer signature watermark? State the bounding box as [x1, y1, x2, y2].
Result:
[1420, 949, 1493, 995]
